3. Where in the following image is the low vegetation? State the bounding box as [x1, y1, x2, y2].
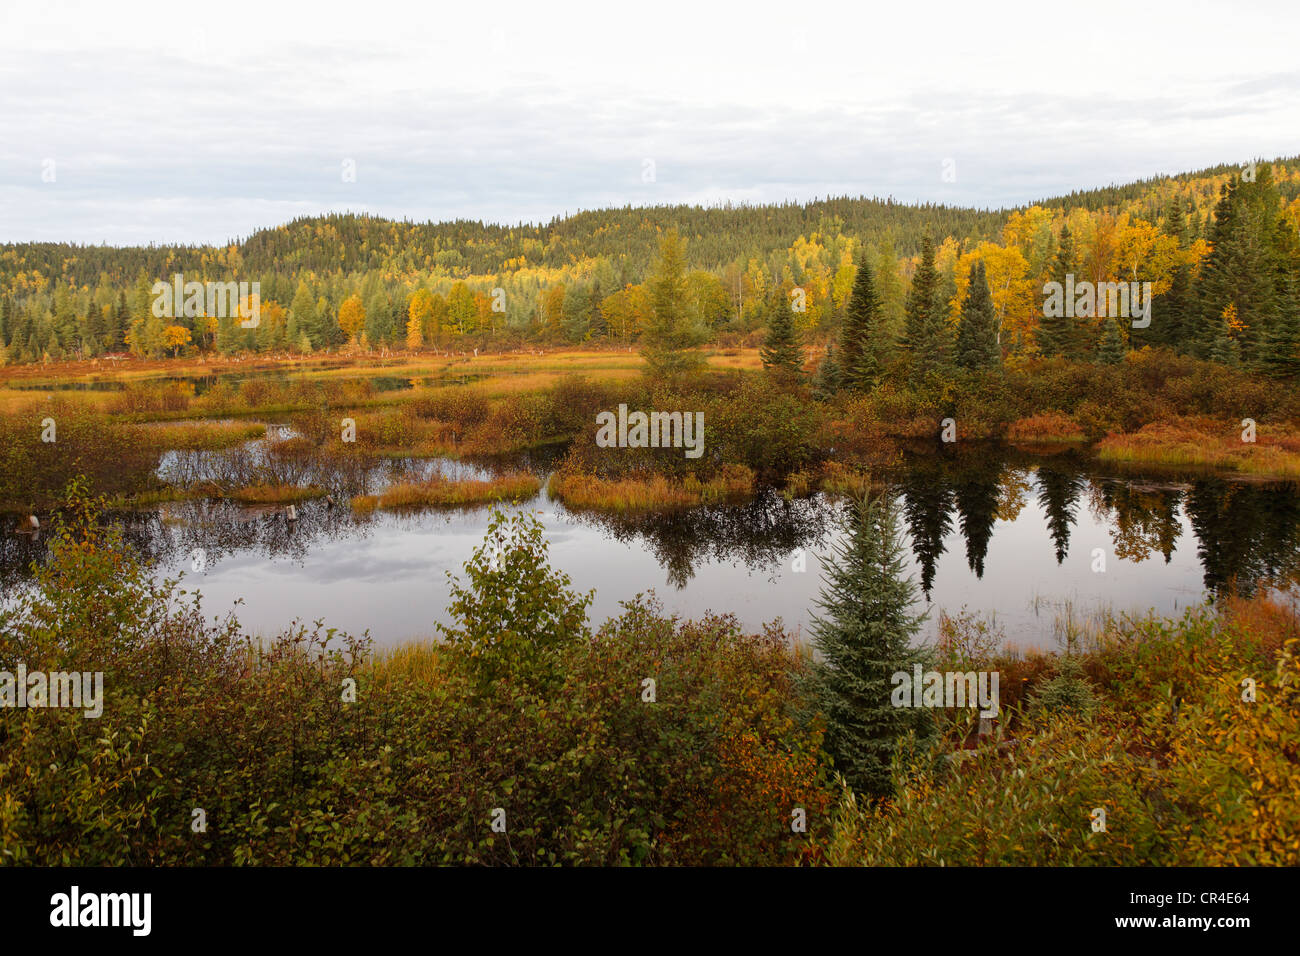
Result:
[1, 483, 1294, 866]
[351, 472, 540, 512]
[548, 465, 754, 512]
[1097, 417, 1300, 478]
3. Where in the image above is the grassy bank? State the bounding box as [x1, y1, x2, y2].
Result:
[548, 464, 755, 511]
[351, 472, 541, 512]
[1097, 418, 1300, 478]
[8, 347, 1300, 514]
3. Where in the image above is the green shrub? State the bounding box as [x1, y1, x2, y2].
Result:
[0, 485, 829, 865]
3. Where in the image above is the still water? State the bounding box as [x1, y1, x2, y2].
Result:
[6, 443, 1297, 650]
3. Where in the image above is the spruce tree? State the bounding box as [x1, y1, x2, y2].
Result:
[927, 270, 958, 371]
[902, 236, 938, 356]
[903, 236, 952, 377]
[1195, 169, 1283, 361]
[113, 292, 131, 351]
[1037, 225, 1074, 358]
[813, 342, 841, 399]
[1160, 264, 1194, 353]
[1208, 323, 1241, 366]
[955, 261, 1000, 370]
[1097, 318, 1126, 365]
[840, 254, 888, 390]
[1260, 277, 1300, 378]
[760, 293, 804, 377]
[1146, 199, 1191, 350]
[804, 493, 931, 799]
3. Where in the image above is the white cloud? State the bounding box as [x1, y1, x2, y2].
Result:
[2, 0, 1298, 244]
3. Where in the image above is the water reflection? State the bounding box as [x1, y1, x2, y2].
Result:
[562, 487, 835, 589]
[5, 442, 1300, 644]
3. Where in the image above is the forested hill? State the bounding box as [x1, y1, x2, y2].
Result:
[2, 155, 1299, 365]
[6, 156, 1298, 288]
[237, 197, 1007, 279]
[4, 196, 1008, 288]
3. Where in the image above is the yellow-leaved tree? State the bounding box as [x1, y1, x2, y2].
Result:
[338, 294, 366, 342]
[407, 288, 434, 348]
[162, 324, 191, 358]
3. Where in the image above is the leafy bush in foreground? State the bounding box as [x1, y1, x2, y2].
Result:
[0, 489, 828, 865]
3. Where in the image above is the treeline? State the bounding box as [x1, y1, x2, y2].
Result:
[1, 158, 1298, 366]
[781, 161, 1300, 384]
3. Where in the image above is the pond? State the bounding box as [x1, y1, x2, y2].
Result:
[5, 441, 1298, 650]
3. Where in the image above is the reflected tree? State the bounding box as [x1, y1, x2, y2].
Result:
[1036, 464, 1085, 565]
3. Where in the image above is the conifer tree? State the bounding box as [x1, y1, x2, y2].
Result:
[1037, 225, 1074, 358]
[1259, 277, 1300, 378]
[803, 493, 931, 799]
[1208, 323, 1241, 366]
[1145, 199, 1192, 350]
[760, 292, 804, 377]
[87, 300, 108, 353]
[1097, 318, 1126, 365]
[642, 229, 707, 379]
[840, 254, 888, 390]
[1196, 169, 1282, 361]
[1160, 265, 1194, 352]
[955, 261, 1000, 370]
[813, 342, 841, 399]
[902, 236, 952, 377]
[113, 292, 131, 351]
[290, 281, 319, 348]
[902, 237, 937, 354]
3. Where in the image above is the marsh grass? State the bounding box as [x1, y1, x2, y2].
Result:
[1005, 412, 1088, 443]
[366, 641, 446, 690]
[132, 420, 267, 450]
[350, 471, 540, 512]
[548, 464, 755, 512]
[816, 461, 876, 498]
[1097, 418, 1300, 478]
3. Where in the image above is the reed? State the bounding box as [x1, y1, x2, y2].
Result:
[1097, 419, 1300, 478]
[350, 471, 540, 511]
[366, 641, 446, 689]
[133, 420, 266, 450]
[1005, 412, 1087, 443]
[817, 461, 875, 498]
[548, 465, 754, 512]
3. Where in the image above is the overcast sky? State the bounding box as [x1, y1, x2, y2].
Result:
[2, 0, 1298, 246]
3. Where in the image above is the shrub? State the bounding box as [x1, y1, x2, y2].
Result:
[1027, 656, 1098, 720]
[437, 505, 593, 689]
[0, 485, 832, 866]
